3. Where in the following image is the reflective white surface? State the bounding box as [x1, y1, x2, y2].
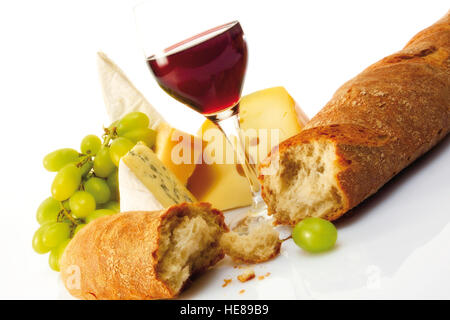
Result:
[24, 129, 450, 301]
[180, 136, 450, 299]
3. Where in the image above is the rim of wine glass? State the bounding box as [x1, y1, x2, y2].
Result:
[147, 20, 241, 59]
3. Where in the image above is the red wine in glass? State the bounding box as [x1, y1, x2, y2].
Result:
[147, 21, 247, 115]
[141, 18, 265, 214]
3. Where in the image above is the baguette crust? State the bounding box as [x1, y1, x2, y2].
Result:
[259, 11, 450, 224]
[60, 202, 227, 300]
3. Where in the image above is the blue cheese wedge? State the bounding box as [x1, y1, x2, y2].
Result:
[119, 143, 196, 212]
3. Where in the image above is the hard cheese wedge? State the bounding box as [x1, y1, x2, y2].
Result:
[154, 122, 202, 185]
[240, 86, 308, 137]
[119, 143, 196, 212]
[240, 86, 309, 163]
[187, 87, 308, 211]
[187, 120, 252, 211]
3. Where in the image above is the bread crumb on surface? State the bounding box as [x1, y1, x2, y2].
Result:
[239, 289, 245, 294]
[258, 272, 271, 280]
[222, 279, 232, 288]
[237, 269, 255, 283]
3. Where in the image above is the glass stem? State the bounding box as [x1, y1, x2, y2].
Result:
[209, 104, 266, 213]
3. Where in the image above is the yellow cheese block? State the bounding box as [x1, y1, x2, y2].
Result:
[154, 122, 202, 185]
[187, 120, 252, 211]
[187, 87, 308, 211]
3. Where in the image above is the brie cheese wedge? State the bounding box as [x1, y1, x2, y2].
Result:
[97, 51, 165, 130]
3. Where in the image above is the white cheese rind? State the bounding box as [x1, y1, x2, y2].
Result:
[119, 144, 196, 212]
[118, 160, 165, 212]
[97, 51, 165, 129]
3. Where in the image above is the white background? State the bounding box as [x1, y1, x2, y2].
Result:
[0, 0, 448, 299]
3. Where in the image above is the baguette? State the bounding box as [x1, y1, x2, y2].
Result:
[60, 203, 227, 300]
[259, 12, 450, 225]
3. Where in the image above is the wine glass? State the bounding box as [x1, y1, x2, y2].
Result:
[134, 2, 267, 217]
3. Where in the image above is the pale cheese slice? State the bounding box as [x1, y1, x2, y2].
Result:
[119, 143, 196, 212]
[97, 51, 165, 130]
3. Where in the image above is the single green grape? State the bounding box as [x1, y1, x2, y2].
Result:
[58, 239, 71, 258]
[51, 164, 82, 201]
[48, 239, 70, 272]
[73, 223, 86, 235]
[93, 146, 115, 177]
[48, 248, 60, 271]
[43, 148, 79, 172]
[69, 191, 96, 218]
[121, 127, 156, 148]
[80, 134, 102, 155]
[84, 177, 111, 204]
[86, 209, 115, 223]
[116, 112, 149, 136]
[42, 222, 71, 248]
[109, 137, 135, 166]
[106, 170, 119, 201]
[102, 201, 120, 213]
[32, 224, 52, 254]
[36, 197, 61, 225]
[292, 217, 338, 253]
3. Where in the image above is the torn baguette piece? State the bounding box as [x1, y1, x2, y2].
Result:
[259, 11, 450, 225]
[60, 202, 227, 300]
[220, 216, 281, 263]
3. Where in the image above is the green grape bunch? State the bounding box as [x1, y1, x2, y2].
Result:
[32, 112, 156, 272]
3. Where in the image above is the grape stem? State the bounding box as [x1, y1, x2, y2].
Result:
[281, 235, 292, 242]
[102, 126, 118, 147]
[76, 154, 92, 168]
[59, 202, 78, 226]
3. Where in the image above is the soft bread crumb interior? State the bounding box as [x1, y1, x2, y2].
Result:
[264, 141, 343, 223]
[220, 217, 280, 263]
[157, 207, 222, 293]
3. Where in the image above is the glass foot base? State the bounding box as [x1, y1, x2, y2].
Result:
[226, 203, 271, 231]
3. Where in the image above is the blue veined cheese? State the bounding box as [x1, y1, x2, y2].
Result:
[119, 143, 196, 212]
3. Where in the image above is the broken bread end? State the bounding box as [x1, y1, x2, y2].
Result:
[220, 217, 281, 264]
[60, 202, 227, 300]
